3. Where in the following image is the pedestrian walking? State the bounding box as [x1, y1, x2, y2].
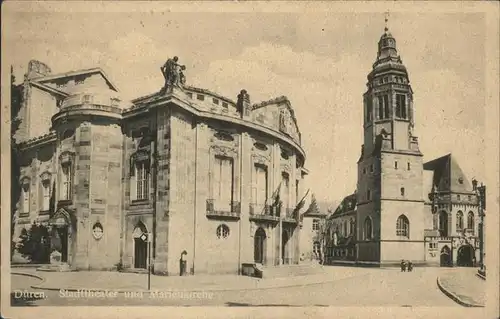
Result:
[400, 259, 406, 272]
[407, 261, 413, 272]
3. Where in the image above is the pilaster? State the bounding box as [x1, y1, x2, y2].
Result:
[239, 132, 253, 265]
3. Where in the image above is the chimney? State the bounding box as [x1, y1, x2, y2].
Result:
[26, 60, 52, 79]
[236, 89, 251, 118]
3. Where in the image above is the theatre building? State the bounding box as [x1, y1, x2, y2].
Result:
[12, 59, 310, 275]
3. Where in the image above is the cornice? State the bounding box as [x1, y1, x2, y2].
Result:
[18, 132, 57, 150]
[143, 93, 307, 162]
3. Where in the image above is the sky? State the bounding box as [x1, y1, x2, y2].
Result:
[3, 3, 489, 206]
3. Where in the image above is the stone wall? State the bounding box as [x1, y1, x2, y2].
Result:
[86, 122, 122, 270]
[167, 109, 196, 275]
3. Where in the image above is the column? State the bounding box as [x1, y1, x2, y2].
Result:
[239, 132, 253, 266]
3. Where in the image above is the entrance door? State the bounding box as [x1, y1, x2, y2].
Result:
[57, 227, 69, 263]
[282, 231, 289, 264]
[254, 227, 266, 264]
[133, 222, 148, 269]
[134, 238, 147, 269]
[440, 246, 452, 267]
[457, 245, 474, 267]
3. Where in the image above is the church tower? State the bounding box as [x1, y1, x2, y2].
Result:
[356, 15, 426, 265]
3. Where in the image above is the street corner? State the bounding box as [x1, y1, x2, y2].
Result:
[436, 273, 485, 308]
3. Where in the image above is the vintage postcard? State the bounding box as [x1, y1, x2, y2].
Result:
[1, 1, 499, 319]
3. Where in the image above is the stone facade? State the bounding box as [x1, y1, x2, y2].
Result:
[325, 27, 481, 268]
[12, 60, 310, 275]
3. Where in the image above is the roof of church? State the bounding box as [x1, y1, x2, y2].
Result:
[330, 193, 357, 218]
[423, 153, 474, 194]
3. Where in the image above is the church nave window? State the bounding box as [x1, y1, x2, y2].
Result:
[396, 215, 410, 238]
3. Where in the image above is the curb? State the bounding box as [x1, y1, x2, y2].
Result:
[28, 272, 368, 294]
[11, 271, 46, 283]
[436, 277, 483, 308]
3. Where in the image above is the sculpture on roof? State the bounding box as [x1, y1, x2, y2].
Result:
[160, 56, 186, 93]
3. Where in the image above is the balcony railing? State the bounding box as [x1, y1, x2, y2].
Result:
[249, 204, 279, 222]
[206, 199, 241, 219]
[283, 208, 298, 224]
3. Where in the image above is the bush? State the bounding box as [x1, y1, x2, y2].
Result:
[17, 223, 51, 264]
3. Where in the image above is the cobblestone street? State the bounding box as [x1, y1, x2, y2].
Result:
[10, 266, 464, 307]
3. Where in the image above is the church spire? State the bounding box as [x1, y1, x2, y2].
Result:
[384, 10, 389, 33]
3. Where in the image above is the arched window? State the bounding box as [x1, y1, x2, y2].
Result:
[396, 215, 410, 238]
[343, 220, 348, 236]
[364, 217, 372, 240]
[350, 218, 356, 236]
[216, 224, 230, 239]
[467, 212, 474, 231]
[439, 211, 449, 237]
[456, 211, 464, 231]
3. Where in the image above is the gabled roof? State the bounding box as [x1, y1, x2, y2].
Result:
[30, 81, 69, 97]
[32, 67, 119, 92]
[423, 153, 474, 194]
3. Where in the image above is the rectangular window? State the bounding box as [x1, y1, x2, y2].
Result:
[366, 98, 373, 122]
[187, 92, 193, 99]
[370, 164, 374, 173]
[212, 98, 219, 105]
[282, 172, 290, 210]
[213, 156, 233, 211]
[394, 161, 398, 169]
[136, 162, 150, 200]
[312, 219, 319, 231]
[222, 102, 228, 108]
[367, 189, 371, 201]
[378, 96, 384, 119]
[22, 187, 30, 214]
[383, 95, 390, 118]
[396, 94, 406, 118]
[42, 181, 50, 211]
[197, 94, 205, 101]
[60, 163, 72, 200]
[253, 164, 268, 208]
[407, 162, 411, 170]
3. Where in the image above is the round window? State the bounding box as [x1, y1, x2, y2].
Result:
[92, 222, 104, 240]
[216, 224, 230, 239]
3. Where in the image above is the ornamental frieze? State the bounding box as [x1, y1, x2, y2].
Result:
[252, 154, 270, 166]
[210, 145, 238, 158]
[281, 163, 291, 173]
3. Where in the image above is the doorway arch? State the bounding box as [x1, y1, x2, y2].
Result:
[440, 245, 452, 267]
[254, 227, 266, 264]
[457, 244, 474, 267]
[132, 222, 148, 269]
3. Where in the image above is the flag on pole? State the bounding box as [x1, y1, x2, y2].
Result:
[261, 182, 282, 215]
[271, 182, 282, 208]
[294, 189, 311, 220]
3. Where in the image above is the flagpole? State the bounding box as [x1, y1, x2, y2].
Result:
[278, 202, 283, 266]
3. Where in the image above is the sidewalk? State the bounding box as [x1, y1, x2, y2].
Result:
[437, 268, 486, 307]
[14, 266, 378, 293]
